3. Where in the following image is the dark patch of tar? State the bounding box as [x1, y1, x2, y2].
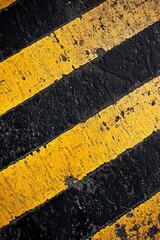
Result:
[148, 225, 159, 238]
[115, 224, 127, 240]
[115, 115, 121, 122]
[126, 212, 133, 218]
[151, 100, 156, 106]
[96, 48, 106, 57]
[61, 55, 67, 62]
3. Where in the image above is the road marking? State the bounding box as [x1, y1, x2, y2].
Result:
[0, 0, 16, 10]
[1, 20, 160, 169]
[0, 75, 160, 227]
[0, 0, 104, 60]
[0, 0, 159, 115]
[92, 192, 160, 240]
[1, 132, 160, 239]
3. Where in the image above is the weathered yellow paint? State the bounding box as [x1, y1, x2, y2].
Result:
[92, 192, 160, 240]
[0, 0, 159, 115]
[0, 0, 16, 10]
[0, 76, 160, 227]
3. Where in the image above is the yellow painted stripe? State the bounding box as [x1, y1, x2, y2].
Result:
[0, 0, 159, 115]
[92, 192, 160, 240]
[0, 0, 16, 10]
[0, 75, 160, 227]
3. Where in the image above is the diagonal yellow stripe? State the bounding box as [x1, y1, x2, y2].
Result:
[0, 0, 159, 115]
[92, 192, 160, 240]
[0, 0, 16, 10]
[0, 75, 160, 227]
